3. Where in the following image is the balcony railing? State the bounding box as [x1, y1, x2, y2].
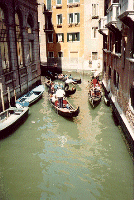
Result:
[98, 16, 108, 35]
[107, 3, 120, 24]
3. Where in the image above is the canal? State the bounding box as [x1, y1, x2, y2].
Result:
[0, 72, 133, 200]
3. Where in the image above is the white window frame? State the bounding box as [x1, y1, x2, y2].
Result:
[68, 13, 80, 24]
[57, 33, 64, 42]
[48, 51, 54, 58]
[56, 0, 62, 5]
[92, 52, 98, 60]
[92, 3, 99, 18]
[67, 0, 80, 3]
[91, 27, 98, 39]
[67, 32, 80, 42]
[57, 14, 62, 25]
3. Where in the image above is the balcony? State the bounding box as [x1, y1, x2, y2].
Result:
[106, 3, 121, 32]
[98, 16, 108, 35]
[118, 0, 134, 27]
[43, 23, 53, 32]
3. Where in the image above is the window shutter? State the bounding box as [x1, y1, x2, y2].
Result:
[78, 32, 80, 41]
[60, 15, 62, 24]
[77, 13, 80, 23]
[62, 33, 64, 42]
[72, 33, 75, 41]
[67, 33, 69, 42]
[71, 13, 73, 23]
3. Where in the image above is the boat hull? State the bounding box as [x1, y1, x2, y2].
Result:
[16, 85, 45, 107]
[88, 94, 101, 108]
[48, 95, 80, 118]
[0, 107, 29, 138]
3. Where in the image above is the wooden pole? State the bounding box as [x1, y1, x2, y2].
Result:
[14, 89, 16, 102]
[0, 83, 5, 111]
[7, 87, 10, 107]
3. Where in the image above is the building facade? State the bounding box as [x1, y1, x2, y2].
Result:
[99, 0, 134, 149]
[0, 0, 41, 111]
[41, 0, 104, 72]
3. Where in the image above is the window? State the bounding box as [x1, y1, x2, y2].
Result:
[0, 7, 10, 73]
[15, 13, 23, 66]
[108, 66, 111, 79]
[68, 13, 73, 24]
[57, 14, 62, 25]
[48, 51, 54, 58]
[47, 0, 51, 10]
[56, 33, 64, 42]
[92, 4, 99, 18]
[113, 70, 119, 89]
[67, 32, 80, 42]
[130, 85, 134, 109]
[57, 0, 62, 4]
[92, 27, 98, 38]
[68, 0, 80, 3]
[92, 52, 98, 60]
[68, 13, 80, 24]
[74, 13, 80, 23]
[28, 41, 33, 63]
[115, 34, 121, 53]
[48, 33, 53, 43]
[58, 52, 63, 57]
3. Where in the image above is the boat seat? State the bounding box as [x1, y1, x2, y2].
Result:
[55, 101, 59, 106]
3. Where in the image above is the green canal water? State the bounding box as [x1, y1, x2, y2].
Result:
[0, 72, 133, 200]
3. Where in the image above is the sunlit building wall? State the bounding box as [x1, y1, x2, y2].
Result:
[42, 0, 104, 72]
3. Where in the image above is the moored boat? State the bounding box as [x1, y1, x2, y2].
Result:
[0, 107, 29, 138]
[16, 85, 45, 107]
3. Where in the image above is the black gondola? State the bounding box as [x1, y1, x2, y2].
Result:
[45, 80, 76, 97]
[48, 94, 80, 118]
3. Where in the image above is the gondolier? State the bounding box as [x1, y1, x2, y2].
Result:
[56, 87, 65, 108]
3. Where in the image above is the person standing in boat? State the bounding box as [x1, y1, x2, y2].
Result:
[56, 87, 65, 108]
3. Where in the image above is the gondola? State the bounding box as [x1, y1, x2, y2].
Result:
[45, 80, 76, 97]
[88, 91, 101, 107]
[16, 85, 45, 107]
[88, 83, 102, 108]
[48, 93, 80, 118]
[65, 87, 76, 97]
[0, 107, 29, 138]
[62, 77, 81, 84]
[72, 78, 81, 84]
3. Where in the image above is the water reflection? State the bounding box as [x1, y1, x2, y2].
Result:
[0, 73, 133, 200]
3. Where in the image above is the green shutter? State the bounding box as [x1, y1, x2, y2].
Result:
[77, 13, 80, 23]
[67, 33, 69, 42]
[60, 15, 62, 24]
[62, 33, 64, 42]
[77, 32, 80, 41]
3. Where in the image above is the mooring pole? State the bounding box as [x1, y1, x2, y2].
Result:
[0, 83, 5, 111]
[7, 87, 11, 107]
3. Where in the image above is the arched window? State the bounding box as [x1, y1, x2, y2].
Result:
[15, 13, 23, 67]
[0, 7, 9, 73]
[27, 14, 34, 63]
